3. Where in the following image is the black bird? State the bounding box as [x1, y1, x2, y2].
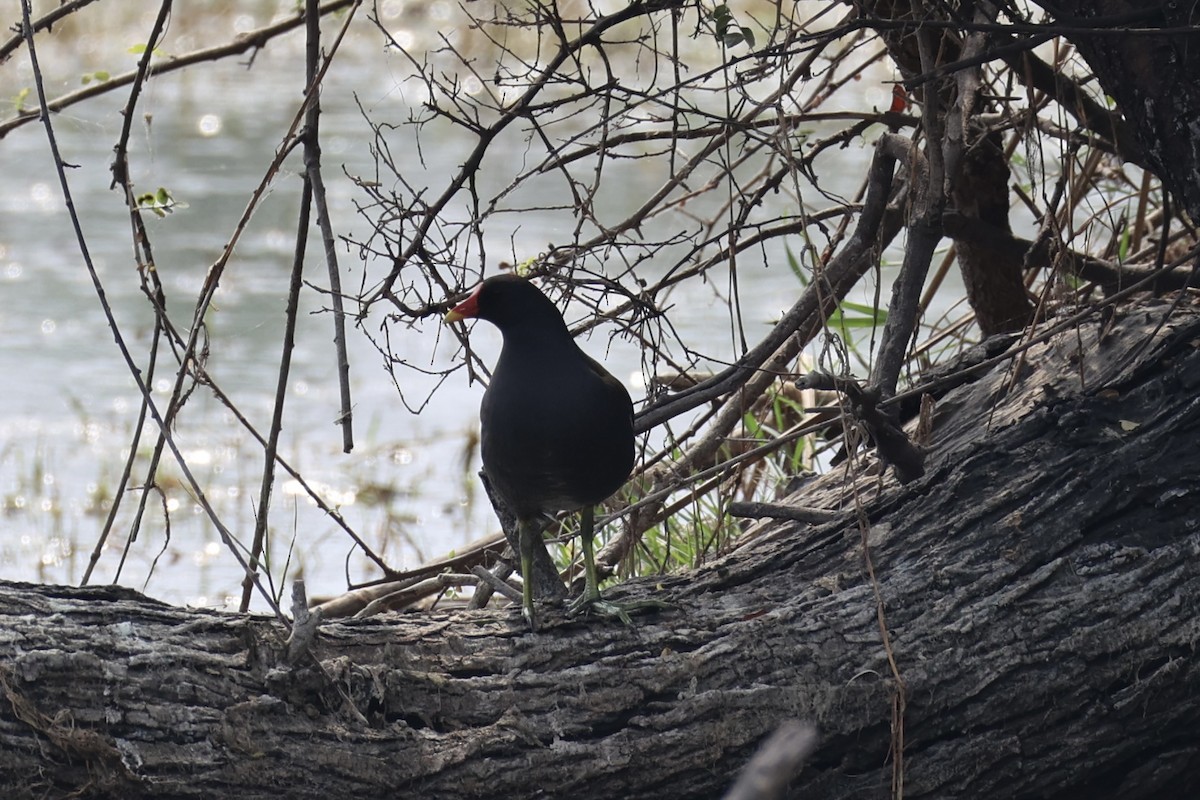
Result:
[445, 274, 634, 630]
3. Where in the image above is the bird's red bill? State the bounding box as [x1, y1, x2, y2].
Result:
[445, 284, 483, 322]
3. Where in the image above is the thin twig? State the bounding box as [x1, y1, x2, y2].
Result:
[307, 2, 360, 455]
[81, 0, 174, 585]
[0, 0, 358, 140]
[723, 721, 818, 800]
[18, 0, 284, 621]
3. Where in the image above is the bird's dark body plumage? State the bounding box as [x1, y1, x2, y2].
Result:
[481, 324, 633, 518]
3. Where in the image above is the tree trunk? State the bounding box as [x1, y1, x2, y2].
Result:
[1035, 0, 1200, 221]
[3, 301, 1200, 799]
[952, 129, 1033, 335]
[854, 0, 1034, 338]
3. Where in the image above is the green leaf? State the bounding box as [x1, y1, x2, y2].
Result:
[81, 70, 112, 84]
[827, 309, 883, 329]
[135, 187, 188, 217]
[742, 411, 763, 439]
[836, 299, 888, 321]
[128, 44, 168, 58]
[712, 4, 733, 35]
[785, 245, 809, 287]
[709, 6, 754, 49]
[829, 314, 882, 329]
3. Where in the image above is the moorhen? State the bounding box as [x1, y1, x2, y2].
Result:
[445, 274, 634, 630]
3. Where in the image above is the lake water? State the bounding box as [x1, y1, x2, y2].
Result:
[0, 2, 956, 608]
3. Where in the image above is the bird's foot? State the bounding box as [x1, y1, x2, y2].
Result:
[568, 593, 632, 625]
[568, 590, 673, 626]
[522, 602, 538, 633]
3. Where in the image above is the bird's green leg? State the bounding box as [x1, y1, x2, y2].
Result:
[518, 517, 539, 632]
[568, 506, 672, 624]
[578, 505, 603, 607]
[568, 506, 622, 621]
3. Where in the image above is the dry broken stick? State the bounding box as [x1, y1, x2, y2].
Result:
[353, 573, 478, 619]
[727, 502, 840, 524]
[795, 372, 926, 484]
[469, 563, 521, 606]
[722, 720, 818, 800]
[285, 580, 323, 667]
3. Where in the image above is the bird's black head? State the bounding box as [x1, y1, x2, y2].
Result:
[445, 274, 567, 334]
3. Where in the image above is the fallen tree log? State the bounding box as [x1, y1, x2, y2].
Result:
[3, 299, 1200, 799]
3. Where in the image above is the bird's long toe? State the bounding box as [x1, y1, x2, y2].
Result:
[568, 591, 673, 625]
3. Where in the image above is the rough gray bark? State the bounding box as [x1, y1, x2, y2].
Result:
[1034, 0, 1200, 221]
[3, 301, 1200, 799]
